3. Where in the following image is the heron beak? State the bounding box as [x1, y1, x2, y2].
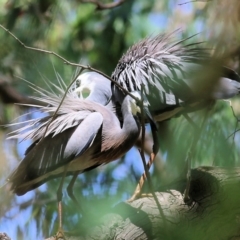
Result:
[144, 105, 158, 131]
[136, 105, 141, 114]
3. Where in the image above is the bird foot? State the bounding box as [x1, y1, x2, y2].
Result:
[55, 229, 66, 240]
[127, 192, 153, 203]
[127, 191, 141, 203]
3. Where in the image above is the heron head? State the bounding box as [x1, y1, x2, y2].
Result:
[129, 98, 141, 115]
[73, 72, 94, 99]
[127, 91, 143, 115]
[131, 91, 152, 114]
[73, 72, 111, 102]
[128, 91, 156, 125]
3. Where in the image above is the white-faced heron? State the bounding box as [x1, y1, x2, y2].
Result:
[6, 80, 141, 234]
[7, 82, 141, 191]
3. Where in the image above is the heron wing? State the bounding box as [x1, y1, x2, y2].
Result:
[8, 100, 99, 141]
[112, 32, 240, 115]
[8, 112, 103, 195]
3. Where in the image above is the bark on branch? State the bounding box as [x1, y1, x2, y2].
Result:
[0, 75, 45, 106]
[57, 166, 240, 240]
[2, 166, 240, 240]
[79, 0, 126, 10]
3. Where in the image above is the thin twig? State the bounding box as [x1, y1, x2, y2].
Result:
[227, 102, 240, 142]
[0, 23, 146, 143]
[178, 0, 211, 6]
[0, 24, 140, 103]
[227, 128, 240, 139]
[80, 0, 126, 10]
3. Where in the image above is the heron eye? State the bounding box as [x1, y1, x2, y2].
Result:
[76, 79, 81, 88]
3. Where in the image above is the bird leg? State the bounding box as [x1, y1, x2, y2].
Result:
[127, 152, 156, 202]
[128, 112, 159, 202]
[55, 167, 68, 240]
[183, 151, 193, 204]
[128, 85, 160, 202]
[66, 171, 84, 213]
[150, 119, 159, 155]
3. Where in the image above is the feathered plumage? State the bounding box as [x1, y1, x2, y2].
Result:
[7, 80, 140, 196]
[111, 31, 240, 121]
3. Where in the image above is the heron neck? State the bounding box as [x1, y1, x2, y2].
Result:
[121, 97, 140, 137]
[88, 88, 112, 105]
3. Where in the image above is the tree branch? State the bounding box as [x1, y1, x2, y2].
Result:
[0, 24, 140, 103]
[42, 166, 240, 240]
[79, 0, 126, 10]
[2, 165, 240, 239]
[0, 75, 45, 106]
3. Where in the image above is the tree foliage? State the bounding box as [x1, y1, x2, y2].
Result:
[0, 0, 240, 239]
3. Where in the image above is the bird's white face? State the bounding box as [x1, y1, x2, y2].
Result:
[126, 91, 142, 115]
[73, 72, 111, 101]
[74, 76, 93, 99]
[130, 98, 141, 115]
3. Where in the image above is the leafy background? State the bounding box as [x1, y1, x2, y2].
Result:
[0, 0, 240, 239]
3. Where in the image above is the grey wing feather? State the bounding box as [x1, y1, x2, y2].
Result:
[8, 110, 90, 141]
[8, 112, 103, 193]
[64, 112, 103, 159]
[7, 91, 104, 141]
[111, 31, 207, 111]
